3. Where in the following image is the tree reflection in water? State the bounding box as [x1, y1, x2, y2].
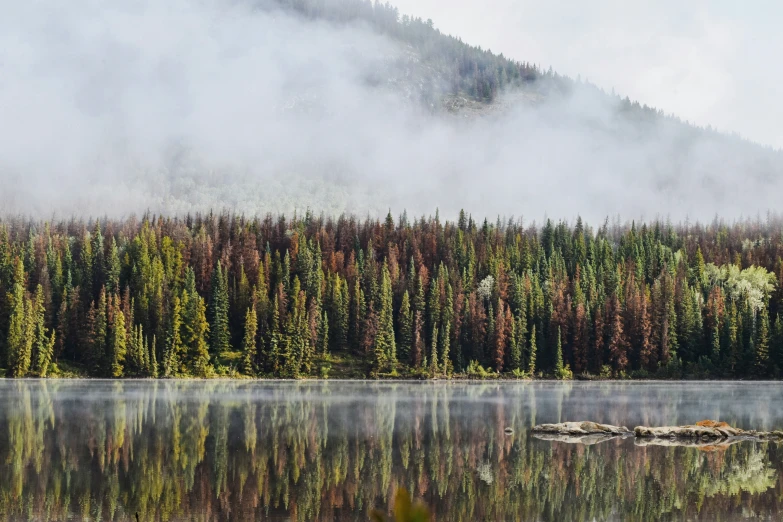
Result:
[0, 380, 782, 521]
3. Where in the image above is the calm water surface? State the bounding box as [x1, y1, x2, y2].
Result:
[2, 380, 783, 521]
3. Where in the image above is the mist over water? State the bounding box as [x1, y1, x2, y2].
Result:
[2, 0, 782, 222]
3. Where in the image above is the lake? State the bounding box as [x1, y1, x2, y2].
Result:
[1, 380, 783, 521]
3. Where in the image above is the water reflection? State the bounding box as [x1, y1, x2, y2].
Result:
[1, 381, 783, 521]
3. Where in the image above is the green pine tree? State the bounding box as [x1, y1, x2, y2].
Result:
[110, 303, 127, 378]
[6, 259, 32, 377]
[528, 325, 537, 376]
[398, 290, 413, 364]
[242, 305, 258, 376]
[31, 285, 55, 377]
[209, 262, 230, 356]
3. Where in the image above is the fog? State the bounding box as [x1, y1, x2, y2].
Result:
[1, 0, 781, 222]
[3, 379, 783, 430]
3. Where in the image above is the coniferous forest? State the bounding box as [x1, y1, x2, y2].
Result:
[1, 211, 783, 380]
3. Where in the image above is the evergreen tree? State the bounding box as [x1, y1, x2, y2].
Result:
[553, 326, 566, 379]
[182, 271, 211, 377]
[429, 324, 439, 375]
[164, 295, 184, 377]
[374, 263, 396, 370]
[242, 305, 258, 376]
[31, 285, 55, 377]
[318, 310, 329, 356]
[209, 262, 230, 356]
[6, 259, 31, 377]
[440, 320, 450, 375]
[528, 325, 537, 375]
[756, 311, 770, 377]
[398, 290, 413, 364]
[109, 300, 127, 378]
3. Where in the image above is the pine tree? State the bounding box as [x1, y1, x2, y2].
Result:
[209, 261, 230, 356]
[267, 294, 281, 375]
[773, 314, 783, 375]
[31, 285, 55, 377]
[429, 324, 439, 375]
[440, 320, 450, 375]
[318, 310, 329, 356]
[7, 259, 31, 377]
[756, 311, 770, 377]
[242, 305, 258, 376]
[149, 335, 159, 377]
[182, 270, 211, 377]
[109, 300, 127, 378]
[412, 311, 424, 368]
[164, 295, 184, 377]
[373, 263, 396, 372]
[553, 326, 566, 379]
[528, 325, 537, 375]
[509, 313, 521, 371]
[493, 302, 506, 373]
[398, 290, 413, 364]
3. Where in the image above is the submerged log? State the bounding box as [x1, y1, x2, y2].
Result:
[531, 421, 631, 436]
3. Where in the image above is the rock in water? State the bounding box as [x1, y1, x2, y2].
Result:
[531, 421, 631, 436]
[533, 432, 630, 445]
[634, 419, 783, 441]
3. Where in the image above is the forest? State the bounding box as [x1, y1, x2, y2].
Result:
[1, 211, 782, 380]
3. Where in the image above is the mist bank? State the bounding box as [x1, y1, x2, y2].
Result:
[2, 0, 781, 221]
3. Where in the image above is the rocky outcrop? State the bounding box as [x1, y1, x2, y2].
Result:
[531, 421, 631, 436]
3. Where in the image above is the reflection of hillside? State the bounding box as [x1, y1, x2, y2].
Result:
[0, 381, 781, 521]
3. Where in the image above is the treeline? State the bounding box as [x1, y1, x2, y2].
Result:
[1, 211, 783, 379]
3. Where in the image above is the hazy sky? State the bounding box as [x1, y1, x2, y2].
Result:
[390, 0, 783, 149]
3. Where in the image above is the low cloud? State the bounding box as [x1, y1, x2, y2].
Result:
[1, 0, 780, 223]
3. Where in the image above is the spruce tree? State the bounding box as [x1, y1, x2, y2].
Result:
[109, 302, 127, 378]
[756, 311, 770, 377]
[183, 289, 211, 377]
[164, 295, 184, 377]
[375, 263, 396, 368]
[31, 285, 55, 377]
[528, 325, 537, 376]
[398, 290, 413, 364]
[440, 320, 450, 375]
[553, 326, 566, 379]
[429, 324, 439, 375]
[209, 262, 230, 357]
[242, 305, 258, 376]
[318, 310, 329, 356]
[509, 314, 520, 371]
[7, 259, 31, 377]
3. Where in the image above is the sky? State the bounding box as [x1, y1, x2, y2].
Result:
[390, 0, 783, 149]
